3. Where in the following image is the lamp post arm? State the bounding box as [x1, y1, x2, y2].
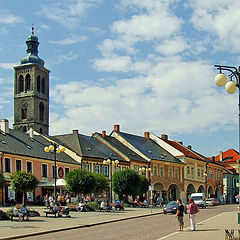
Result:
[215, 65, 240, 85]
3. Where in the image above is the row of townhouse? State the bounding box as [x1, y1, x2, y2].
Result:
[0, 120, 225, 205]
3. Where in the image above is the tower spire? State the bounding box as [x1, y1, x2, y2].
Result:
[32, 24, 34, 35]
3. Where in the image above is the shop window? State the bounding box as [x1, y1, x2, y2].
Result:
[52, 166, 57, 178]
[65, 167, 70, 177]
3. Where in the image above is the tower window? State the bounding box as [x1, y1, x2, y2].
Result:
[39, 102, 44, 121]
[41, 78, 45, 94]
[25, 74, 31, 91]
[19, 75, 24, 93]
[40, 128, 43, 134]
[23, 126, 27, 132]
[21, 108, 27, 119]
[37, 75, 41, 92]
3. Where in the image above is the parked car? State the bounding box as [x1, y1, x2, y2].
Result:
[163, 201, 187, 215]
[206, 198, 217, 206]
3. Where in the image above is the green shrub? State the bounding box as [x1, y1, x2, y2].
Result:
[0, 210, 10, 220]
[86, 201, 99, 211]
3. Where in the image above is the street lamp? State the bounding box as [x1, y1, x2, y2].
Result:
[214, 64, 240, 222]
[103, 159, 119, 203]
[44, 143, 65, 204]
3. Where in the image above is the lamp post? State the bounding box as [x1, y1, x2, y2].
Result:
[214, 64, 240, 222]
[44, 143, 65, 204]
[139, 166, 152, 212]
[103, 159, 119, 203]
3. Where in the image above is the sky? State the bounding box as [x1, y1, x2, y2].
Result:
[1, 0, 240, 157]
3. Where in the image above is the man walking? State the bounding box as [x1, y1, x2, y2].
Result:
[175, 199, 184, 231]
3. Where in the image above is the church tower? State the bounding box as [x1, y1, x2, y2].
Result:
[13, 28, 50, 135]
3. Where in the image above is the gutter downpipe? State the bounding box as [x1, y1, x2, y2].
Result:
[0, 152, 4, 206]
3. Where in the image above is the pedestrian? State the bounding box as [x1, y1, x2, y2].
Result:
[188, 198, 199, 231]
[175, 199, 184, 231]
[22, 204, 30, 221]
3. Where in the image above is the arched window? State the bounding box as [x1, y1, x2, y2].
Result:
[21, 108, 27, 119]
[23, 126, 27, 132]
[41, 78, 45, 94]
[19, 75, 24, 93]
[39, 102, 44, 121]
[37, 75, 41, 92]
[40, 128, 43, 134]
[25, 74, 31, 91]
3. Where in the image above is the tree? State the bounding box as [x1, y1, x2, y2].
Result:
[10, 171, 39, 204]
[138, 175, 149, 195]
[0, 172, 5, 189]
[65, 169, 96, 196]
[112, 169, 141, 200]
[93, 173, 109, 196]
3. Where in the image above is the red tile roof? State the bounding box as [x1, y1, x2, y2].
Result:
[214, 149, 239, 163]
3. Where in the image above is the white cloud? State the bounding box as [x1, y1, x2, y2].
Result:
[50, 35, 87, 45]
[92, 55, 132, 72]
[155, 37, 189, 55]
[36, 0, 103, 28]
[0, 14, 23, 24]
[40, 24, 49, 30]
[53, 52, 78, 65]
[88, 27, 105, 36]
[0, 63, 18, 69]
[187, 0, 240, 52]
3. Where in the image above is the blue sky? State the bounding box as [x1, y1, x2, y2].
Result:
[0, 0, 240, 157]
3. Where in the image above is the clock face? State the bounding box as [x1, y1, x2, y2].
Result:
[22, 102, 28, 108]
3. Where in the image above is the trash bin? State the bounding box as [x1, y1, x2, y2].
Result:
[238, 212, 240, 224]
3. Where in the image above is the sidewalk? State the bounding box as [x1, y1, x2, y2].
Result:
[0, 206, 163, 240]
[158, 210, 239, 240]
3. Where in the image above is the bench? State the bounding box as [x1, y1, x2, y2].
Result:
[44, 208, 71, 218]
[110, 203, 124, 210]
[10, 214, 25, 221]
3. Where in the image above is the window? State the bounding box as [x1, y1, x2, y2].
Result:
[65, 167, 70, 177]
[191, 167, 194, 178]
[25, 74, 31, 91]
[168, 167, 173, 178]
[115, 166, 120, 172]
[4, 158, 11, 172]
[187, 166, 190, 176]
[42, 164, 48, 177]
[215, 171, 218, 181]
[37, 75, 41, 92]
[174, 168, 178, 179]
[94, 165, 100, 174]
[201, 169, 204, 178]
[39, 102, 44, 121]
[160, 167, 164, 177]
[21, 108, 27, 120]
[102, 166, 109, 176]
[198, 168, 201, 178]
[41, 78, 45, 94]
[52, 166, 57, 178]
[19, 75, 24, 93]
[218, 172, 221, 181]
[84, 164, 91, 172]
[16, 159, 22, 171]
[153, 166, 158, 176]
[208, 170, 212, 179]
[27, 161, 32, 173]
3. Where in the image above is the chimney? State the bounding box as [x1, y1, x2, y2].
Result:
[0, 119, 9, 134]
[219, 151, 223, 161]
[187, 145, 192, 150]
[212, 156, 215, 162]
[102, 130, 106, 138]
[178, 141, 183, 145]
[72, 129, 79, 134]
[114, 124, 120, 132]
[144, 132, 149, 139]
[161, 134, 168, 140]
[29, 127, 34, 138]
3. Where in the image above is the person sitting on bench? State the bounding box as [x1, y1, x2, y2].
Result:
[13, 204, 23, 221]
[22, 204, 30, 221]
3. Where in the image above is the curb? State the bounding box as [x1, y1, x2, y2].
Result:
[0, 211, 163, 240]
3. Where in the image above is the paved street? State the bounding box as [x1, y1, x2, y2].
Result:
[1, 204, 236, 240]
